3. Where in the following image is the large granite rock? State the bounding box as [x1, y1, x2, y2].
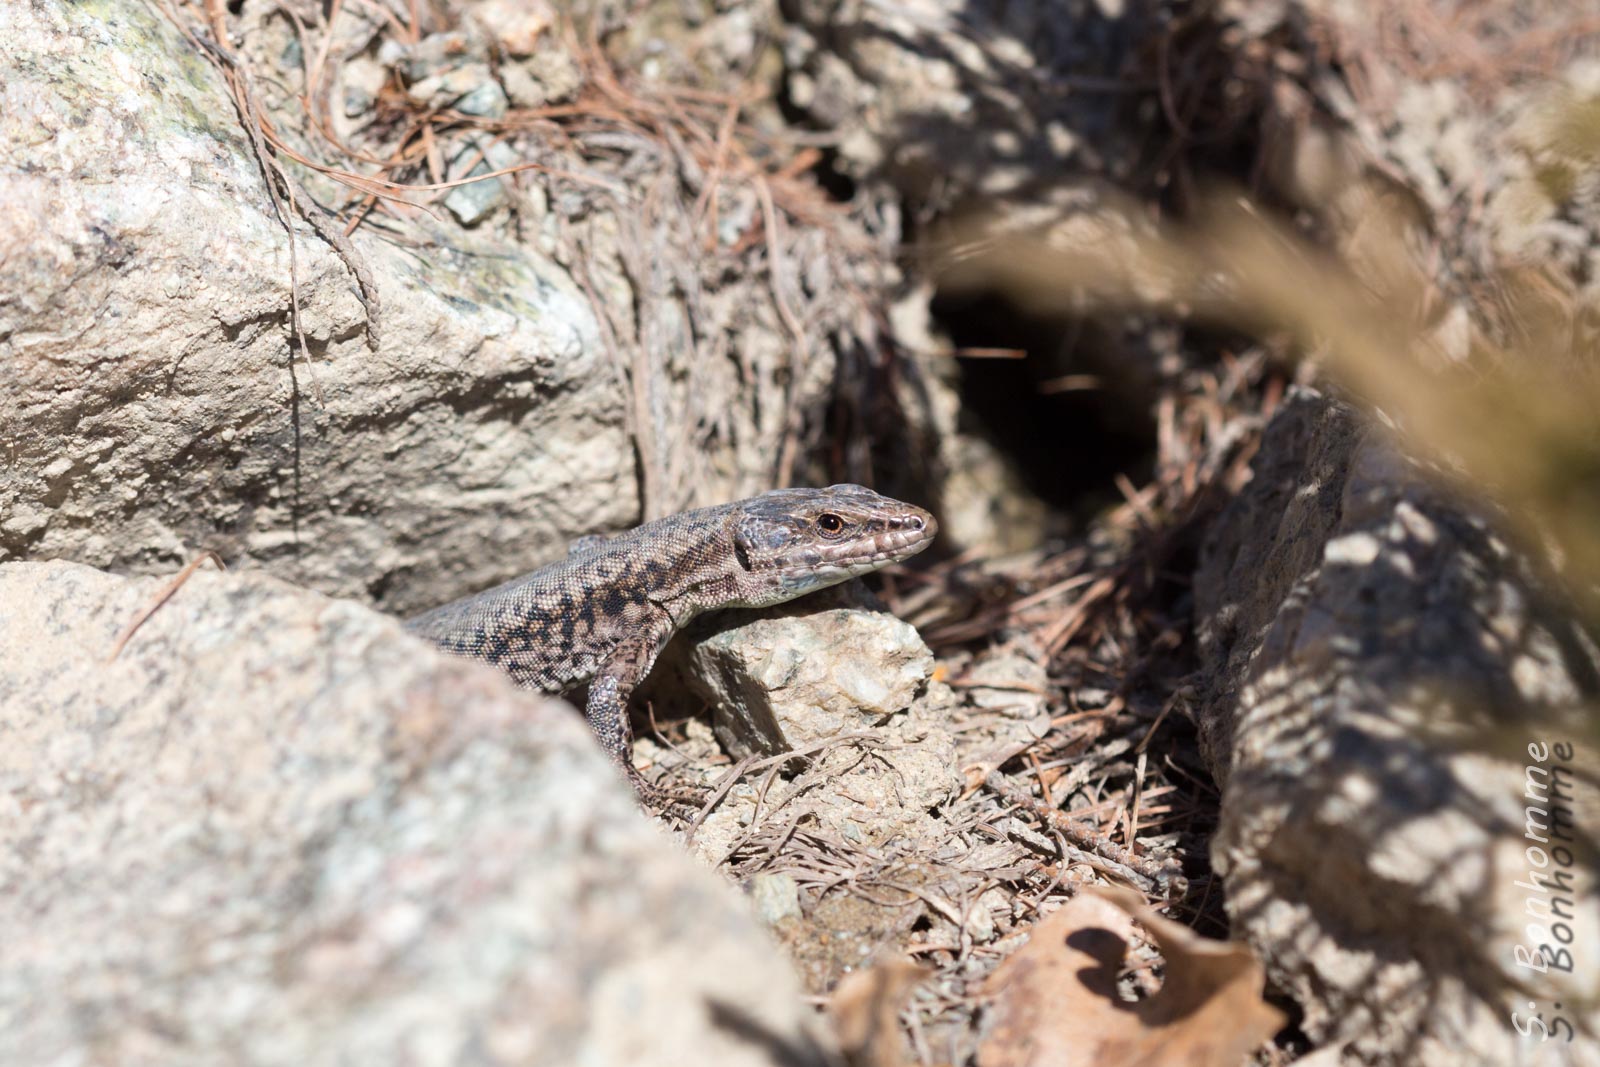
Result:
[0, 560, 832, 1067]
[1195, 388, 1600, 1066]
[0, 0, 636, 616]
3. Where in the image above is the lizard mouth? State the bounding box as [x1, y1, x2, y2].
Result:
[782, 509, 938, 578]
[847, 516, 937, 567]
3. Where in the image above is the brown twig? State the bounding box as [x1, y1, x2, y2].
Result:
[106, 552, 226, 663]
[984, 771, 1182, 892]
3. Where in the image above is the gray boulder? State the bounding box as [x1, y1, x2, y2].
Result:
[1196, 388, 1600, 1067]
[0, 560, 833, 1067]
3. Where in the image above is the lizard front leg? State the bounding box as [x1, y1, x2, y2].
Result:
[585, 611, 707, 812]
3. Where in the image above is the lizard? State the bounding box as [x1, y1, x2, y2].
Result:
[405, 484, 936, 810]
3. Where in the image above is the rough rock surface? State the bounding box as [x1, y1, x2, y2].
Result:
[0, 0, 637, 616]
[781, 0, 1139, 205]
[640, 581, 960, 870]
[0, 560, 832, 1067]
[1195, 388, 1600, 1067]
[676, 582, 935, 761]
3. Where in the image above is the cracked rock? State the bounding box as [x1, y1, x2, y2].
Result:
[0, 1, 634, 615]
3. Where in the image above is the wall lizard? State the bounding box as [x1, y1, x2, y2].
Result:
[406, 484, 936, 809]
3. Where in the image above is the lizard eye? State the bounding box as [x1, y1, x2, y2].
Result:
[816, 513, 846, 537]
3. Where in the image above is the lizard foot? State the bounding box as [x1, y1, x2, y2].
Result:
[628, 766, 714, 820]
[640, 784, 714, 820]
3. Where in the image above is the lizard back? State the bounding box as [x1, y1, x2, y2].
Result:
[404, 502, 741, 690]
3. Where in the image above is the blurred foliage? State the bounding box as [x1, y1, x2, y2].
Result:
[943, 89, 1600, 627]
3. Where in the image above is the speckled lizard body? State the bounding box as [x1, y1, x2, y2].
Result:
[406, 485, 936, 807]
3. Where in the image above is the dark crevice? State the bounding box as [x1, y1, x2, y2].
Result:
[770, 51, 858, 206]
[804, 147, 857, 203]
[929, 288, 1159, 516]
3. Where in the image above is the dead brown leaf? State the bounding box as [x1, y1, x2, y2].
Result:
[830, 957, 929, 1067]
[978, 887, 1285, 1067]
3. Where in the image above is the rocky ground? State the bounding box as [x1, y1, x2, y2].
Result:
[3, 0, 1599, 1065]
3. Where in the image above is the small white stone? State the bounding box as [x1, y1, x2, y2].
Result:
[1324, 531, 1381, 565]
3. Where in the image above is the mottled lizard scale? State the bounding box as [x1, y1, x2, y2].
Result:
[406, 485, 937, 807]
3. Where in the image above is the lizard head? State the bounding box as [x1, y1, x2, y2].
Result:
[728, 484, 937, 607]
